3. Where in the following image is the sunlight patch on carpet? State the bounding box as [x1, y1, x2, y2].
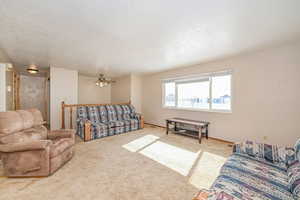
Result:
[140, 141, 200, 176]
[122, 135, 160, 152]
[189, 151, 227, 189]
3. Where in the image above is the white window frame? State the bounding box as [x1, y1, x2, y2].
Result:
[162, 70, 233, 113]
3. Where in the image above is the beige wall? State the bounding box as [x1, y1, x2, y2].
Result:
[50, 67, 78, 130]
[0, 64, 6, 111]
[111, 75, 131, 103]
[111, 74, 143, 113]
[0, 48, 10, 63]
[78, 75, 111, 104]
[142, 41, 300, 146]
[130, 74, 142, 113]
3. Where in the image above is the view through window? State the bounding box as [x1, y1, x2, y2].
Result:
[163, 70, 232, 111]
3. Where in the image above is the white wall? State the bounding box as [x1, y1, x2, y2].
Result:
[130, 74, 142, 113]
[50, 67, 78, 130]
[111, 75, 131, 103]
[78, 75, 111, 104]
[0, 64, 6, 111]
[142, 41, 300, 146]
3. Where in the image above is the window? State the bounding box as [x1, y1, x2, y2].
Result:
[177, 79, 210, 109]
[164, 82, 175, 107]
[211, 75, 231, 110]
[162, 70, 232, 112]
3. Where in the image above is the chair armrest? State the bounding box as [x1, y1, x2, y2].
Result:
[233, 140, 295, 165]
[0, 140, 52, 153]
[47, 129, 75, 141]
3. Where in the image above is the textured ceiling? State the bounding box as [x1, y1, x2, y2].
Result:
[0, 0, 300, 77]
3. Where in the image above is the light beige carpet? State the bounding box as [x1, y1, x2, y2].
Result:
[0, 125, 232, 200]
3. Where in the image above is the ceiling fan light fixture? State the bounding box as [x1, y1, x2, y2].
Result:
[95, 73, 115, 87]
[26, 64, 39, 74]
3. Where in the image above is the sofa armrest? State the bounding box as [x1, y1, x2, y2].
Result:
[76, 118, 92, 141]
[130, 113, 144, 128]
[130, 113, 142, 120]
[193, 189, 244, 200]
[233, 140, 295, 165]
[77, 118, 91, 126]
[47, 129, 75, 141]
[83, 121, 92, 141]
[0, 140, 52, 153]
[193, 189, 218, 200]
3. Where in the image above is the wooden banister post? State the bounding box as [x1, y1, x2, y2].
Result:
[70, 107, 73, 129]
[84, 122, 91, 141]
[61, 101, 65, 129]
[140, 115, 144, 129]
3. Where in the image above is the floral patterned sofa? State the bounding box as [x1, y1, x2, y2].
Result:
[76, 104, 143, 141]
[194, 140, 300, 200]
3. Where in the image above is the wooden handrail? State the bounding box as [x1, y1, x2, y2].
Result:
[62, 101, 130, 108]
[61, 101, 131, 129]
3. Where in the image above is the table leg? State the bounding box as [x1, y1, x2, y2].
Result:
[198, 126, 202, 144]
[174, 122, 177, 131]
[166, 121, 169, 135]
[206, 125, 208, 139]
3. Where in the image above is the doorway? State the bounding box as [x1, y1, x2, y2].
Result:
[14, 70, 50, 127]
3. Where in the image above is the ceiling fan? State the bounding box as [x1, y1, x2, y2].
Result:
[95, 74, 115, 87]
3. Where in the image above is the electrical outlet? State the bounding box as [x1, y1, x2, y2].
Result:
[263, 136, 268, 140]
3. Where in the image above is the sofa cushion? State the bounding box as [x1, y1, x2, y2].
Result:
[0, 125, 47, 144]
[287, 161, 300, 198]
[77, 106, 88, 120]
[108, 120, 125, 128]
[98, 106, 108, 123]
[106, 105, 117, 121]
[115, 105, 125, 120]
[16, 110, 34, 129]
[0, 131, 31, 144]
[210, 154, 293, 200]
[123, 119, 139, 130]
[90, 122, 109, 139]
[120, 105, 134, 120]
[50, 138, 74, 158]
[86, 106, 101, 123]
[233, 140, 295, 166]
[32, 125, 48, 139]
[0, 111, 23, 134]
[28, 109, 44, 126]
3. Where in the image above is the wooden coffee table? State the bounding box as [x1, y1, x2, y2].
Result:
[166, 118, 209, 144]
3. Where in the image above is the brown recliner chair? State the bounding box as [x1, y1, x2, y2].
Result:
[0, 109, 75, 177]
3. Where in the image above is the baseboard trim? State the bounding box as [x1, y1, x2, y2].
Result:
[144, 122, 234, 145]
[145, 122, 165, 128]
